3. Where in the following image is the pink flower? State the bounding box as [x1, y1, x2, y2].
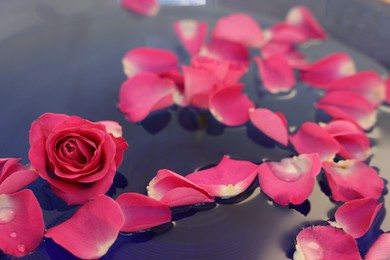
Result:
[0, 158, 38, 194]
[28, 113, 128, 205]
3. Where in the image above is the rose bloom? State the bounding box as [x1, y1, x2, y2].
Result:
[29, 113, 128, 205]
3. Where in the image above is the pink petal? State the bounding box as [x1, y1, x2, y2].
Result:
[316, 91, 377, 130]
[45, 195, 124, 259]
[116, 193, 171, 233]
[293, 226, 361, 260]
[209, 84, 255, 126]
[290, 122, 340, 162]
[255, 54, 296, 94]
[186, 155, 258, 197]
[122, 47, 179, 77]
[147, 169, 213, 207]
[365, 233, 390, 260]
[261, 41, 308, 68]
[0, 158, 38, 194]
[98, 120, 123, 138]
[257, 153, 321, 205]
[267, 22, 307, 44]
[385, 77, 390, 104]
[299, 53, 356, 88]
[120, 0, 159, 16]
[0, 190, 44, 257]
[325, 71, 386, 107]
[322, 160, 384, 202]
[200, 38, 250, 65]
[285, 6, 326, 41]
[249, 108, 289, 146]
[334, 198, 383, 238]
[321, 120, 363, 136]
[118, 72, 175, 122]
[173, 20, 208, 56]
[211, 13, 264, 48]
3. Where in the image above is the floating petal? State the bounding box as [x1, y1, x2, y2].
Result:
[121, 0, 159, 16]
[0, 158, 38, 194]
[267, 22, 307, 43]
[365, 233, 390, 260]
[174, 19, 208, 55]
[385, 77, 390, 104]
[286, 6, 326, 41]
[200, 39, 250, 65]
[261, 41, 307, 67]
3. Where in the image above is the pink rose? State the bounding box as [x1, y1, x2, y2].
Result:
[28, 113, 128, 205]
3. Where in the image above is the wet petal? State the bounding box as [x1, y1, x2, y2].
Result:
[121, 0, 159, 16]
[286, 6, 326, 41]
[174, 19, 208, 55]
[299, 53, 356, 88]
[211, 13, 264, 48]
[322, 160, 384, 201]
[118, 72, 175, 122]
[293, 225, 361, 260]
[116, 193, 171, 233]
[45, 195, 124, 259]
[316, 91, 377, 130]
[365, 233, 390, 260]
[0, 158, 38, 194]
[255, 54, 296, 94]
[122, 47, 179, 77]
[334, 198, 382, 238]
[159, 187, 214, 207]
[290, 122, 340, 162]
[186, 155, 258, 197]
[0, 190, 44, 257]
[249, 108, 289, 146]
[258, 153, 321, 205]
[209, 84, 255, 126]
[98, 121, 123, 138]
[200, 39, 250, 65]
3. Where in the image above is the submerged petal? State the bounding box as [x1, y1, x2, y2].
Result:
[121, 0, 159, 16]
[365, 233, 390, 260]
[286, 6, 326, 41]
[173, 19, 208, 56]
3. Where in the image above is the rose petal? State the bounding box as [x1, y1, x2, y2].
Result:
[299, 53, 356, 88]
[322, 160, 384, 202]
[365, 233, 390, 260]
[0, 158, 38, 194]
[159, 187, 214, 207]
[0, 190, 44, 257]
[290, 122, 340, 162]
[211, 13, 264, 48]
[334, 198, 383, 238]
[249, 108, 289, 146]
[98, 121, 123, 138]
[293, 225, 361, 260]
[122, 47, 179, 77]
[120, 0, 159, 16]
[325, 71, 386, 107]
[267, 22, 307, 44]
[200, 38, 250, 65]
[316, 91, 377, 130]
[186, 155, 258, 197]
[261, 41, 308, 68]
[119, 72, 175, 122]
[255, 54, 296, 94]
[285, 6, 326, 41]
[173, 20, 208, 55]
[258, 153, 321, 206]
[45, 195, 124, 259]
[385, 76, 390, 104]
[209, 84, 255, 126]
[116, 193, 171, 233]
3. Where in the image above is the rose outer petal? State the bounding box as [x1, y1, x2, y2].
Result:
[121, 0, 159, 16]
[258, 153, 321, 206]
[249, 108, 289, 146]
[293, 226, 361, 260]
[322, 160, 384, 202]
[186, 155, 258, 197]
[116, 193, 171, 233]
[0, 190, 44, 257]
[334, 198, 383, 238]
[365, 233, 390, 260]
[173, 19, 208, 56]
[45, 195, 124, 259]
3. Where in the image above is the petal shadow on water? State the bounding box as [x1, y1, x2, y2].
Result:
[141, 110, 171, 135]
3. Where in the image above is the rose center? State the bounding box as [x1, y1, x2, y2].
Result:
[61, 140, 88, 165]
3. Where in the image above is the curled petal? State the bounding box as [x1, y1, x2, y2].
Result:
[159, 187, 214, 207]
[268, 22, 307, 44]
[316, 91, 377, 130]
[255, 54, 296, 94]
[258, 153, 321, 205]
[299, 53, 356, 88]
[119, 72, 175, 122]
[365, 233, 390, 260]
[121, 0, 159, 16]
[293, 225, 361, 260]
[334, 198, 383, 238]
[249, 108, 289, 146]
[209, 84, 255, 126]
[116, 193, 171, 233]
[322, 160, 384, 201]
[386, 77, 390, 104]
[285, 6, 326, 41]
[290, 122, 340, 162]
[45, 195, 124, 259]
[98, 121, 123, 138]
[0, 190, 44, 257]
[122, 47, 179, 77]
[200, 39, 250, 65]
[0, 158, 38, 194]
[186, 155, 258, 197]
[174, 20, 208, 55]
[211, 13, 264, 48]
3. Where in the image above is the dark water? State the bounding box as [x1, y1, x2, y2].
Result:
[0, 2, 389, 259]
